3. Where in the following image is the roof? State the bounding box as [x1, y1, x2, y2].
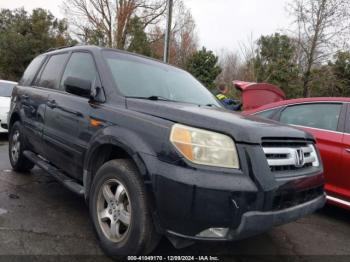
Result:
[44, 45, 156, 61]
[0, 80, 17, 85]
[45, 45, 103, 55]
[243, 97, 350, 115]
[43, 45, 180, 70]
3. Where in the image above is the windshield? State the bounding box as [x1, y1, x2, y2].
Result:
[103, 51, 221, 107]
[0, 82, 15, 97]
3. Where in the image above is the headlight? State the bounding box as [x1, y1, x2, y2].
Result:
[310, 144, 320, 167]
[170, 124, 239, 169]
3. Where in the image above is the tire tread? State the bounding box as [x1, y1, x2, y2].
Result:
[90, 159, 160, 256]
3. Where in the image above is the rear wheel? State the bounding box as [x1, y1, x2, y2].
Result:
[9, 122, 34, 172]
[89, 159, 160, 256]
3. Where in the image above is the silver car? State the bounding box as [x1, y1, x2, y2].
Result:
[0, 80, 17, 133]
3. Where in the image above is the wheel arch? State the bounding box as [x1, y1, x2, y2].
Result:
[83, 126, 155, 201]
[8, 111, 21, 132]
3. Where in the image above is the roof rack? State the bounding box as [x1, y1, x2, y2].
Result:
[46, 43, 81, 52]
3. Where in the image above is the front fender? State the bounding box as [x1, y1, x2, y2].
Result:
[83, 124, 167, 199]
[85, 124, 158, 160]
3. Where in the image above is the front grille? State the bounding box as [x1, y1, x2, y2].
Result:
[272, 186, 323, 210]
[262, 139, 319, 172]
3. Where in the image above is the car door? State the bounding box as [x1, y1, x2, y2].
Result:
[43, 51, 101, 180]
[29, 53, 70, 156]
[15, 55, 49, 156]
[278, 103, 344, 196]
[339, 104, 350, 203]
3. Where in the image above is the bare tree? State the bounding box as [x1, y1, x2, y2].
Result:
[238, 34, 258, 82]
[148, 0, 198, 66]
[172, 1, 198, 67]
[62, 0, 167, 49]
[289, 0, 350, 97]
[216, 49, 241, 90]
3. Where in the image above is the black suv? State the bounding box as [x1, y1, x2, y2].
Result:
[6, 45, 325, 256]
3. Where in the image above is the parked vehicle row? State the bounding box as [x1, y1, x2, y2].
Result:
[5, 46, 325, 256]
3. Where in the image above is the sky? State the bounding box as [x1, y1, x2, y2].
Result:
[0, 0, 293, 53]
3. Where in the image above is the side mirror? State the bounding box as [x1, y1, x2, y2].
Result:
[64, 77, 92, 98]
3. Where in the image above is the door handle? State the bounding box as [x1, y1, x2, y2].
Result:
[47, 99, 57, 109]
[346, 148, 350, 153]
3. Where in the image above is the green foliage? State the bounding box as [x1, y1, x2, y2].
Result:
[80, 27, 107, 46]
[185, 47, 222, 89]
[307, 52, 350, 97]
[127, 17, 152, 57]
[253, 33, 300, 98]
[331, 51, 350, 96]
[0, 8, 76, 81]
[247, 33, 350, 98]
[308, 66, 337, 97]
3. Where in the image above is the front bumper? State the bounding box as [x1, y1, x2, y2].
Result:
[231, 194, 325, 240]
[141, 141, 325, 242]
[167, 194, 325, 241]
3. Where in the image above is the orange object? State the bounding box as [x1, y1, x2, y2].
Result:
[90, 118, 103, 127]
[171, 126, 194, 160]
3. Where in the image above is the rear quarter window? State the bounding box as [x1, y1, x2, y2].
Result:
[19, 55, 46, 86]
[254, 108, 280, 119]
[35, 53, 69, 90]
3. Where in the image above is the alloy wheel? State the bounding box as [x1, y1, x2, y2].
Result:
[97, 178, 132, 243]
[11, 130, 20, 164]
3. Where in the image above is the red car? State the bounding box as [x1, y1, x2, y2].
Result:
[236, 81, 350, 210]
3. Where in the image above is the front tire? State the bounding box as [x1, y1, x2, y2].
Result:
[9, 122, 34, 172]
[89, 159, 160, 256]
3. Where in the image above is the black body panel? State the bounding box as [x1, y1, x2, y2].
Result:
[43, 91, 92, 178]
[8, 45, 325, 244]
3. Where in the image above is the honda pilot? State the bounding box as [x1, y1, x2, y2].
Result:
[7, 45, 325, 256]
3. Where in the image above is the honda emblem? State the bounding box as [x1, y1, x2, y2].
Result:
[294, 148, 305, 167]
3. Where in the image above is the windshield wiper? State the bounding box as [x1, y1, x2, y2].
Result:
[199, 104, 220, 108]
[126, 96, 177, 102]
[127, 96, 220, 107]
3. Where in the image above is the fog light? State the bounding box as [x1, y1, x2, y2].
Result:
[197, 227, 229, 238]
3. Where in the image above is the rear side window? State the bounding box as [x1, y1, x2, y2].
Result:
[36, 53, 69, 90]
[280, 103, 342, 131]
[19, 55, 45, 86]
[255, 108, 280, 119]
[60, 52, 98, 90]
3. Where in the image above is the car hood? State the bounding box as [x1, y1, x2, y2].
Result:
[126, 99, 313, 144]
